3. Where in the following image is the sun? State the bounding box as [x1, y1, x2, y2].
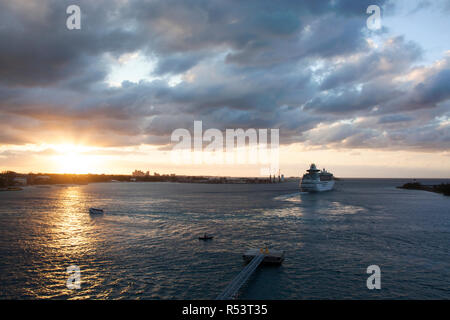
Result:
[51, 144, 100, 174]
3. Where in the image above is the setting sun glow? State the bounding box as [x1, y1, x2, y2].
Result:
[51, 144, 101, 174]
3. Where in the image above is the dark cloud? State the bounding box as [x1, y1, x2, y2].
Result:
[377, 114, 414, 124]
[380, 65, 450, 112]
[411, 69, 450, 107]
[153, 52, 206, 75]
[0, 0, 145, 87]
[319, 36, 422, 90]
[304, 81, 401, 114]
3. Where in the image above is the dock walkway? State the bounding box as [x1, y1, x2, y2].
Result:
[216, 253, 264, 300]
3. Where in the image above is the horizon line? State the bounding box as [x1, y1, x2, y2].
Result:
[3, 171, 450, 180]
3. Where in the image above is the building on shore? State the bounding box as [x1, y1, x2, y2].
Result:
[132, 170, 146, 177]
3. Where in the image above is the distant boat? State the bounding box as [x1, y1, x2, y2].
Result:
[300, 163, 335, 192]
[89, 208, 104, 215]
[199, 233, 213, 240]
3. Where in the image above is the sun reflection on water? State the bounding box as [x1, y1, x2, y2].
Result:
[50, 186, 95, 256]
[32, 186, 105, 299]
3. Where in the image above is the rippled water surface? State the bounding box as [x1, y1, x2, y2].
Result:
[0, 179, 449, 299]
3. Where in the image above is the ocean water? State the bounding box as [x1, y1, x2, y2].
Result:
[0, 179, 449, 299]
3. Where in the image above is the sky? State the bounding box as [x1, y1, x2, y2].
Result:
[0, 0, 449, 178]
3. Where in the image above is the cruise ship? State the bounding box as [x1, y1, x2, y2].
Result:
[300, 163, 335, 192]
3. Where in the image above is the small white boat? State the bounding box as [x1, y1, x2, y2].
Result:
[89, 208, 104, 215]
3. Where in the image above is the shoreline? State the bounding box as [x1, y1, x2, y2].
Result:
[0, 172, 294, 187]
[397, 182, 450, 196]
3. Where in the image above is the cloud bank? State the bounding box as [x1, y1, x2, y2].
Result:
[0, 0, 449, 154]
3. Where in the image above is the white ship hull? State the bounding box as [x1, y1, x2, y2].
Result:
[300, 179, 334, 192]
